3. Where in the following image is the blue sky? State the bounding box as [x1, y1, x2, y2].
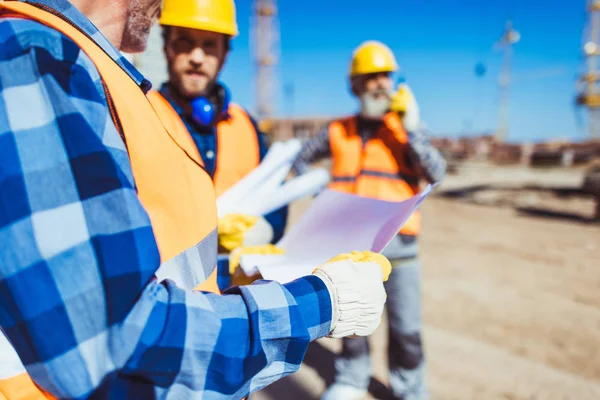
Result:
[219, 0, 588, 142]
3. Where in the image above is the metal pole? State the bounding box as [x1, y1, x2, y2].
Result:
[497, 21, 519, 143]
[589, 2, 600, 138]
[498, 42, 511, 142]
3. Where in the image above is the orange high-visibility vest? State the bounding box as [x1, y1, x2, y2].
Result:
[213, 104, 261, 196]
[147, 92, 260, 197]
[0, 2, 219, 398]
[328, 113, 422, 235]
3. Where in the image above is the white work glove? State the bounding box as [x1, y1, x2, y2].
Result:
[243, 216, 274, 247]
[313, 251, 390, 338]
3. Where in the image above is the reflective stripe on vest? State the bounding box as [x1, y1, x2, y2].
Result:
[331, 169, 421, 187]
[328, 113, 422, 235]
[213, 104, 260, 196]
[154, 228, 218, 290]
[0, 2, 220, 398]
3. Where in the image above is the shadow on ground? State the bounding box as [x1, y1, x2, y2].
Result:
[252, 342, 394, 400]
[435, 184, 493, 199]
[435, 185, 585, 200]
[515, 206, 597, 224]
[435, 185, 599, 224]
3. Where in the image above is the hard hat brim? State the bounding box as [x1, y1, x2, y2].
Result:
[160, 14, 239, 37]
[349, 66, 398, 77]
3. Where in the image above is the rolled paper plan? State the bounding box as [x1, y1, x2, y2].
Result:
[236, 168, 331, 216]
[217, 139, 302, 217]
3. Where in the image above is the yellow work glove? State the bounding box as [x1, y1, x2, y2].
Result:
[390, 83, 420, 132]
[324, 250, 392, 282]
[390, 84, 411, 114]
[312, 251, 390, 338]
[218, 213, 274, 253]
[229, 244, 285, 286]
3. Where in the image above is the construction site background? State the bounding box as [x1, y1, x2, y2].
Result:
[131, 3, 600, 398]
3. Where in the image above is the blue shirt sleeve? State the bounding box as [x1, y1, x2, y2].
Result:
[0, 19, 331, 399]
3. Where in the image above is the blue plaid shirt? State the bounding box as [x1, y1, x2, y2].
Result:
[0, 1, 332, 399]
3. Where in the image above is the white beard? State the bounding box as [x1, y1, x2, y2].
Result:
[359, 91, 392, 119]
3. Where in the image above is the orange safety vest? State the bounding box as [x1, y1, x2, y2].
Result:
[213, 104, 261, 196]
[0, 2, 219, 398]
[328, 112, 422, 235]
[148, 91, 261, 197]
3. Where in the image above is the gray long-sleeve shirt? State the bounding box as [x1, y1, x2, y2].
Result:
[291, 115, 447, 259]
[292, 117, 446, 184]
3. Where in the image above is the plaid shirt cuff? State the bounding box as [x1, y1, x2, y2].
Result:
[284, 275, 333, 340]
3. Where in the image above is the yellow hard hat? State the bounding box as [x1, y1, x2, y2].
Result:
[160, 0, 239, 37]
[349, 40, 398, 77]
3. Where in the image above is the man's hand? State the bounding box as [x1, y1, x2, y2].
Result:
[390, 82, 420, 132]
[312, 251, 390, 338]
[218, 213, 274, 253]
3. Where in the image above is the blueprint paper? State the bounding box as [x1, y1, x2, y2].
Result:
[279, 184, 433, 256]
[246, 185, 434, 283]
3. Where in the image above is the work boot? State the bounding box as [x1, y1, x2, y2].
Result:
[321, 383, 368, 400]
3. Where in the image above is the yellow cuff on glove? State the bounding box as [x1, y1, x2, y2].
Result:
[321, 251, 392, 282]
[228, 244, 285, 286]
[218, 213, 259, 253]
[312, 250, 389, 338]
[229, 244, 286, 274]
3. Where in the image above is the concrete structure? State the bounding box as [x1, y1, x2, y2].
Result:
[252, 0, 279, 120]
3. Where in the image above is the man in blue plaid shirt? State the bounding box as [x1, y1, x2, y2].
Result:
[0, 0, 389, 399]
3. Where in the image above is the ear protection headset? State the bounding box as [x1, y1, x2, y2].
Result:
[191, 82, 231, 127]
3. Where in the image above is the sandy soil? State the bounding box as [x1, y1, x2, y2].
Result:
[252, 181, 600, 400]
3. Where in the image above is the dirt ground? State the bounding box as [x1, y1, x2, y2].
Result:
[252, 169, 600, 400]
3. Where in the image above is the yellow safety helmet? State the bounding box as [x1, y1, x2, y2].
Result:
[349, 40, 398, 77]
[160, 0, 239, 37]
